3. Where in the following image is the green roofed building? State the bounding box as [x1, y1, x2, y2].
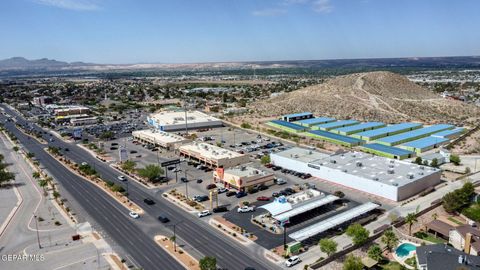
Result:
[360, 143, 414, 160]
[306, 130, 364, 147]
[267, 120, 307, 133]
[331, 122, 385, 135]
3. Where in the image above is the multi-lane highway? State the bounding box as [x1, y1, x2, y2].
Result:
[0, 104, 280, 270]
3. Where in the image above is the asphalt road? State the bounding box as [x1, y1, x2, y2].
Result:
[1, 104, 281, 270]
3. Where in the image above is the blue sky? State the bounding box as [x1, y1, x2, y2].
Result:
[0, 0, 479, 64]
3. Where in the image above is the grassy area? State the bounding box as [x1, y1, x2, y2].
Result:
[379, 261, 407, 270]
[414, 231, 446, 244]
[462, 204, 480, 222]
[405, 257, 417, 267]
[447, 216, 464, 225]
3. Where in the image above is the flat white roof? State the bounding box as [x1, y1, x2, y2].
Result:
[132, 129, 188, 144]
[225, 166, 272, 178]
[289, 202, 379, 242]
[180, 142, 244, 160]
[273, 195, 339, 222]
[148, 111, 221, 125]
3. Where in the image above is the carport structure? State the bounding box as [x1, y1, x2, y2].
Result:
[288, 202, 379, 242]
[259, 193, 340, 223]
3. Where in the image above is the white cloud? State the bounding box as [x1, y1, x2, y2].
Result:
[34, 0, 100, 11]
[252, 8, 287, 17]
[312, 0, 333, 13]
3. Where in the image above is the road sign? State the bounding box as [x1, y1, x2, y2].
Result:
[73, 128, 82, 139]
[119, 148, 128, 162]
[161, 159, 181, 167]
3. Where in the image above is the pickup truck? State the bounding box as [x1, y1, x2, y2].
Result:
[237, 206, 255, 213]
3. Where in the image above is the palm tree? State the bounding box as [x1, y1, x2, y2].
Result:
[32, 172, 40, 179]
[381, 229, 399, 251]
[405, 213, 418, 236]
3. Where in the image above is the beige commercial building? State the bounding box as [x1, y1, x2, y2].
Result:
[132, 129, 190, 150]
[147, 110, 223, 131]
[179, 142, 249, 168]
[213, 166, 275, 191]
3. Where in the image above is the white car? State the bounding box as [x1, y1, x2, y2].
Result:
[197, 210, 211, 218]
[237, 206, 255, 213]
[276, 178, 287, 185]
[118, 175, 126, 181]
[285, 256, 301, 267]
[217, 187, 228, 194]
[129, 211, 139, 219]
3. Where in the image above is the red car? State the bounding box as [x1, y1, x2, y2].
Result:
[257, 196, 270, 201]
[206, 183, 217, 190]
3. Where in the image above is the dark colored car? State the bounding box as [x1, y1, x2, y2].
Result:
[144, 198, 155, 205]
[226, 191, 237, 197]
[158, 215, 170, 223]
[196, 195, 209, 202]
[258, 185, 268, 191]
[272, 192, 280, 197]
[64, 148, 69, 151]
[196, 179, 203, 184]
[213, 206, 228, 213]
[181, 177, 188, 183]
[236, 191, 247, 198]
[248, 187, 258, 194]
[206, 183, 217, 190]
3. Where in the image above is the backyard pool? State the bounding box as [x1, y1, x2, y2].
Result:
[395, 243, 416, 257]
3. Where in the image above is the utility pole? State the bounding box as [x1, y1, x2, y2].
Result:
[184, 92, 188, 136]
[184, 169, 189, 199]
[33, 213, 41, 249]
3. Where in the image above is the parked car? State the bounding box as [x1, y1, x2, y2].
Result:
[235, 191, 247, 198]
[180, 177, 188, 183]
[237, 206, 255, 213]
[206, 184, 217, 190]
[129, 212, 139, 219]
[272, 192, 280, 197]
[217, 187, 228, 194]
[258, 185, 268, 191]
[213, 206, 228, 213]
[285, 256, 301, 267]
[276, 178, 287, 185]
[198, 210, 211, 218]
[143, 198, 155, 205]
[193, 195, 209, 202]
[158, 215, 170, 223]
[248, 187, 258, 194]
[226, 191, 237, 197]
[257, 196, 270, 201]
[117, 175, 126, 181]
[196, 179, 203, 184]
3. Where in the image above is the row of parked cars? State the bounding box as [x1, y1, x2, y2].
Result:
[265, 164, 312, 179]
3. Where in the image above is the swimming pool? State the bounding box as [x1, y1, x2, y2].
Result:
[395, 243, 416, 257]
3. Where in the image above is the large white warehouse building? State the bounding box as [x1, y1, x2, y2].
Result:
[147, 111, 223, 131]
[270, 148, 441, 201]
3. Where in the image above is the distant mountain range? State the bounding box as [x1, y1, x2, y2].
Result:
[0, 57, 94, 70]
[1, 56, 480, 72]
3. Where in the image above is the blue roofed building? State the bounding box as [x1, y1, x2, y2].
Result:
[267, 120, 307, 133]
[295, 117, 336, 127]
[400, 136, 450, 154]
[431, 128, 465, 139]
[282, 112, 314, 122]
[375, 124, 454, 146]
[313, 120, 360, 131]
[352, 123, 423, 141]
[331, 122, 385, 135]
[305, 130, 364, 147]
[360, 143, 414, 160]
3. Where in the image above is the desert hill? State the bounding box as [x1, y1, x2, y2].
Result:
[252, 71, 480, 126]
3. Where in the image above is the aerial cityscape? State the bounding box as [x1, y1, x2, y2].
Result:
[1, 1, 480, 270]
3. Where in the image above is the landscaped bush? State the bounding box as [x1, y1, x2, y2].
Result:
[462, 203, 480, 222]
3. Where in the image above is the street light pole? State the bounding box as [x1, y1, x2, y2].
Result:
[173, 224, 177, 252]
[184, 169, 189, 199]
[125, 180, 129, 198]
[33, 213, 41, 249]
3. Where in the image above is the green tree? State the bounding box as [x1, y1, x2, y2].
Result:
[26, 152, 35, 159]
[430, 158, 438, 168]
[343, 254, 363, 270]
[12, 146, 19, 152]
[199, 256, 217, 270]
[99, 131, 114, 140]
[0, 155, 15, 187]
[121, 160, 136, 172]
[414, 157, 423, 165]
[318, 238, 337, 257]
[346, 223, 370, 245]
[137, 164, 164, 182]
[442, 182, 475, 213]
[32, 172, 41, 179]
[240, 122, 252, 129]
[450, 154, 461, 166]
[260, 155, 271, 165]
[405, 213, 418, 236]
[367, 244, 383, 261]
[38, 179, 48, 191]
[381, 229, 399, 251]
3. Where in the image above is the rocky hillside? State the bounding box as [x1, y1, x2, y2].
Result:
[252, 71, 480, 126]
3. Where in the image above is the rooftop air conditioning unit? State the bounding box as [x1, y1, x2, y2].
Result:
[419, 166, 425, 170]
[407, 173, 414, 179]
[418, 172, 424, 175]
[342, 169, 348, 173]
[330, 160, 336, 164]
[372, 177, 379, 181]
[356, 161, 362, 167]
[390, 160, 395, 164]
[294, 154, 299, 158]
[392, 183, 399, 186]
[387, 168, 395, 174]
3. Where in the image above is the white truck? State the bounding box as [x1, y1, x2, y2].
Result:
[237, 205, 255, 213]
